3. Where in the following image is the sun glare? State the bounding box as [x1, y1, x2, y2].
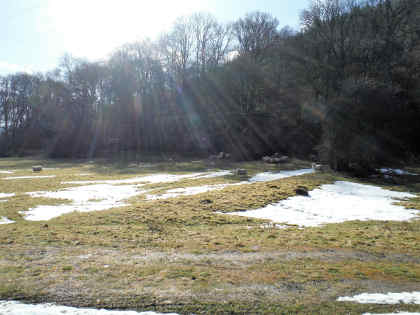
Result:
[41, 0, 208, 61]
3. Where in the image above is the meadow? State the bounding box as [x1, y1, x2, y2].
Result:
[0, 157, 419, 314]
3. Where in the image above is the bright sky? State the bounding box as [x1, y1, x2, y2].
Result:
[0, 0, 311, 75]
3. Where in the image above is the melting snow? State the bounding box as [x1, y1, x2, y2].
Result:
[0, 217, 15, 225]
[145, 168, 314, 199]
[3, 175, 56, 180]
[146, 183, 245, 200]
[0, 170, 14, 174]
[379, 168, 418, 176]
[63, 171, 230, 185]
[0, 301, 178, 315]
[21, 171, 231, 221]
[0, 193, 15, 199]
[228, 181, 418, 227]
[248, 168, 314, 182]
[20, 168, 323, 221]
[196, 170, 232, 178]
[147, 184, 226, 200]
[338, 292, 420, 304]
[24, 184, 144, 221]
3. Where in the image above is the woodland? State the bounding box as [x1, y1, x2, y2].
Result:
[1, 0, 419, 174]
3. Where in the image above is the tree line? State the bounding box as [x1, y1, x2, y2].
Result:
[1, 0, 419, 174]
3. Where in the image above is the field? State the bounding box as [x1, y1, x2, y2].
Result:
[0, 157, 420, 314]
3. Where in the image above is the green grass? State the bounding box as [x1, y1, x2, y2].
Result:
[0, 156, 419, 314]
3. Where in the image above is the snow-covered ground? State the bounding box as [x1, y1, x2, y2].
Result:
[0, 193, 14, 199]
[379, 168, 418, 176]
[19, 168, 417, 225]
[21, 169, 315, 221]
[228, 181, 418, 227]
[146, 182, 246, 200]
[145, 169, 314, 200]
[2, 175, 56, 180]
[249, 168, 314, 182]
[63, 171, 231, 185]
[146, 184, 230, 200]
[21, 171, 230, 221]
[0, 170, 14, 174]
[0, 217, 15, 224]
[338, 292, 420, 304]
[0, 301, 178, 315]
[24, 184, 144, 221]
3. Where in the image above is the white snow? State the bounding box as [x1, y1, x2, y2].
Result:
[0, 301, 178, 315]
[0, 193, 15, 199]
[248, 168, 315, 182]
[227, 181, 418, 227]
[197, 170, 232, 178]
[147, 184, 224, 200]
[338, 292, 420, 304]
[0, 217, 15, 225]
[146, 183, 244, 200]
[19, 168, 343, 221]
[0, 170, 14, 174]
[379, 168, 418, 176]
[3, 175, 56, 180]
[63, 171, 230, 185]
[20, 171, 231, 221]
[145, 168, 315, 199]
[24, 184, 144, 221]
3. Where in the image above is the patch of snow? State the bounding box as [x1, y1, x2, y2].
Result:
[364, 313, 420, 315]
[227, 181, 418, 227]
[146, 183, 233, 200]
[63, 171, 230, 185]
[144, 168, 317, 200]
[197, 170, 232, 178]
[379, 168, 418, 176]
[0, 170, 14, 174]
[338, 292, 420, 304]
[3, 175, 56, 180]
[0, 217, 15, 225]
[64, 168, 312, 187]
[0, 193, 15, 199]
[0, 301, 178, 314]
[249, 168, 315, 182]
[79, 254, 92, 259]
[260, 223, 290, 229]
[24, 184, 145, 221]
[145, 168, 316, 200]
[22, 170, 232, 221]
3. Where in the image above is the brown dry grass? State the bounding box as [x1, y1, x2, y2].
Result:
[0, 157, 419, 314]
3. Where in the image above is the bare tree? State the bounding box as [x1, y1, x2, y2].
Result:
[159, 16, 194, 88]
[190, 13, 234, 73]
[233, 11, 279, 61]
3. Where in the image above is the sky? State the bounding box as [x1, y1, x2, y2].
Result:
[0, 0, 311, 75]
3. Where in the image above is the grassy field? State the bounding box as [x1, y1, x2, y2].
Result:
[0, 157, 419, 314]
